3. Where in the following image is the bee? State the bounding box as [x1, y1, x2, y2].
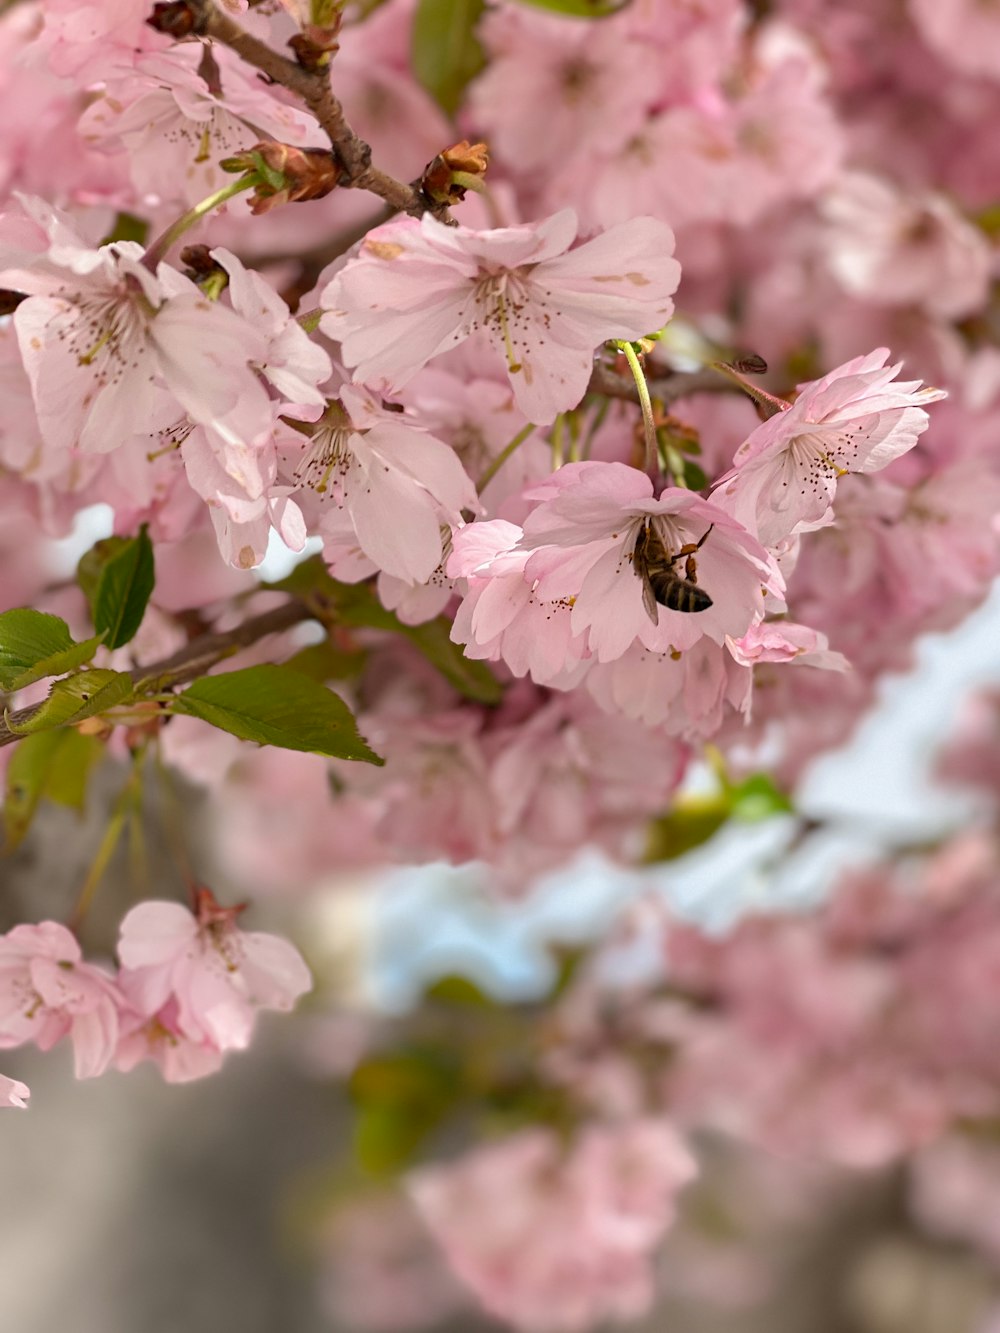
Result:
[632, 520, 714, 622]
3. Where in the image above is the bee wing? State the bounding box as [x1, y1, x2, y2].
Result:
[640, 570, 660, 625]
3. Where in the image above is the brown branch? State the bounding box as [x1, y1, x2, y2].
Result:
[191, 0, 451, 222]
[0, 600, 313, 748]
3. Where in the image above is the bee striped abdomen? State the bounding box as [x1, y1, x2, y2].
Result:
[653, 575, 712, 613]
[632, 521, 715, 621]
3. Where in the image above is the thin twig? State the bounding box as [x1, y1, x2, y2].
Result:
[192, 0, 451, 222]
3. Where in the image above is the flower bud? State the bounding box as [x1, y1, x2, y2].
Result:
[421, 140, 490, 205]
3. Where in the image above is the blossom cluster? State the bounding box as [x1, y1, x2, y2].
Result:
[0, 891, 310, 1088]
[0, 0, 998, 1325]
[0, 0, 988, 896]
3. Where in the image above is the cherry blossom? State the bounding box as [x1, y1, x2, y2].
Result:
[0, 1074, 29, 1109]
[116, 890, 312, 1054]
[80, 45, 319, 207]
[821, 172, 993, 320]
[410, 1120, 697, 1331]
[0, 195, 271, 456]
[711, 350, 947, 547]
[320, 210, 681, 423]
[288, 384, 476, 584]
[0, 922, 122, 1079]
[516, 463, 780, 661]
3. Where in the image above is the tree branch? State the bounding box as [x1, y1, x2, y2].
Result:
[191, 0, 451, 222]
[0, 600, 314, 748]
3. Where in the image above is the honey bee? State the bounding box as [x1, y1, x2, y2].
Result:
[632, 521, 714, 622]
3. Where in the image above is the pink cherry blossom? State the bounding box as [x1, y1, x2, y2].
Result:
[80, 45, 318, 207]
[0, 922, 122, 1078]
[448, 518, 592, 686]
[726, 621, 850, 671]
[517, 462, 780, 661]
[320, 210, 681, 423]
[909, 0, 1000, 82]
[288, 384, 476, 584]
[410, 1120, 697, 1331]
[821, 173, 993, 320]
[585, 637, 754, 734]
[114, 995, 225, 1084]
[0, 195, 271, 456]
[0, 1074, 29, 1109]
[711, 350, 947, 547]
[468, 6, 662, 176]
[116, 890, 312, 1053]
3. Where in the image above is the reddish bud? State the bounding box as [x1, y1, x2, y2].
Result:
[146, 1, 205, 38]
[223, 141, 343, 214]
[288, 16, 343, 72]
[421, 140, 490, 206]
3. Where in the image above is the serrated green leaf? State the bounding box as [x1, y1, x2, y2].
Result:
[0, 609, 103, 690]
[412, 0, 485, 116]
[513, 0, 629, 13]
[90, 526, 155, 650]
[170, 664, 382, 763]
[266, 559, 503, 704]
[8, 669, 135, 736]
[2, 729, 104, 851]
[77, 535, 125, 606]
[283, 640, 366, 682]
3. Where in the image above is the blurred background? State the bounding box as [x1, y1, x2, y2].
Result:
[4, 578, 1000, 1333]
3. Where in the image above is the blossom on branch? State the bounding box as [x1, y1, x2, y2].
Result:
[319, 210, 681, 423]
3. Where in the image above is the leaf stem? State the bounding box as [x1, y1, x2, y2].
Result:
[614, 341, 658, 476]
[143, 176, 257, 271]
[477, 423, 536, 494]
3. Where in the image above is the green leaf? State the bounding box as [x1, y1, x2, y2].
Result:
[682, 460, 708, 491]
[412, 0, 485, 116]
[0, 609, 103, 691]
[268, 559, 503, 705]
[8, 669, 135, 736]
[350, 1049, 459, 1177]
[403, 616, 502, 704]
[644, 794, 732, 862]
[169, 664, 383, 764]
[100, 211, 150, 247]
[730, 772, 794, 822]
[87, 526, 156, 650]
[424, 974, 495, 1008]
[512, 0, 630, 14]
[283, 640, 366, 683]
[44, 730, 105, 809]
[2, 730, 104, 851]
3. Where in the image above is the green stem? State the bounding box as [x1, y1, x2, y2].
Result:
[551, 415, 565, 469]
[68, 767, 141, 928]
[142, 176, 257, 271]
[615, 341, 658, 476]
[477, 423, 536, 494]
